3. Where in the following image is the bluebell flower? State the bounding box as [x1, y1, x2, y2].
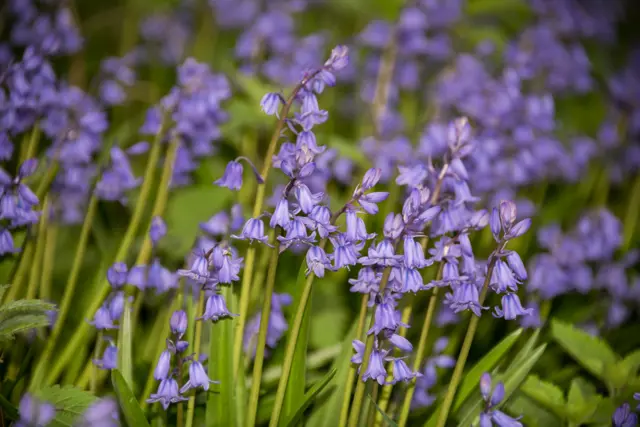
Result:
[243, 293, 292, 358]
[479, 373, 523, 426]
[200, 294, 238, 321]
[383, 213, 404, 240]
[345, 210, 375, 242]
[232, 218, 272, 246]
[494, 294, 532, 320]
[612, 403, 638, 427]
[305, 245, 332, 278]
[349, 268, 381, 294]
[330, 234, 362, 269]
[0, 228, 19, 255]
[361, 168, 382, 191]
[362, 348, 388, 385]
[404, 235, 431, 268]
[359, 239, 403, 267]
[351, 340, 365, 364]
[154, 350, 172, 380]
[107, 262, 128, 288]
[170, 310, 188, 337]
[77, 397, 120, 427]
[358, 192, 389, 215]
[396, 164, 428, 188]
[215, 161, 243, 191]
[94, 344, 118, 370]
[150, 216, 167, 245]
[108, 292, 125, 321]
[294, 182, 322, 214]
[368, 299, 408, 335]
[177, 251, 211, 284]
[303, 205, 337, 238]
[90, 306, 118, 330]
[445, 279, 486, 317]
[147, 378, 188, 410]
[260, 92, 284, 115]
[16, 394, 55, 427]
[402, 267, 426, 293]
[388, 333, 413, 352]
[278, 217, 317, 248]
[180, 361, 219, 393]
[389, 358, 421, 384]
[270, 198, 291, 229]
[200, 211, 230, 236]
[505, 251, 527, 281]
[491, 259, 520, 293]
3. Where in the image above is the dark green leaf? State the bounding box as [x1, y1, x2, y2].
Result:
[551, 319, 618, 380]
[112, 369, 151, 427]
[520, 375, 565, 417]
[506, 393, 562, 427]
[0, 393, 18, 420]
[284, 368, 337, 427]
[36, 385, 97, 427]
[367, 393, 398, 427]
[117, 299, 134, 390]
[566, 377, 601, 424]
[0, 299, 56, 318]
[0, 314, 51, 343]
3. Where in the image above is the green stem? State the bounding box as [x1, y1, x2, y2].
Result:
[347, 267, 393, 427]
[185, 291, 206, 427]
[90, 331, 103, 393]
[435, 256, 500, 427]
[43, 118, 168, 387]
[338, 295, 369, 427]
[40, 224, 58, 301]
[3, 236, 34, 303]
[25, 197, 49, 300]
[247, 238, 281, 427]
[398, 264, 444, 427]
[20, 125, 40, 164]
[623, 173, 640, 252]
[29, 193, 100, 390]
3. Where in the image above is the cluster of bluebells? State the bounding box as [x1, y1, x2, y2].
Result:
[97, 54, 137, 107]
[526, 209, 638, 332]
[209, 0, 330, 85]
[140, 58, 231, 187]
[0, 159, 40, 256]
[148, 310, 218, 409]
[243, 293, 292, 359]
[478, 373, 523, 427]
[16, 393, 120, 427]
[355, 0, 462, 105]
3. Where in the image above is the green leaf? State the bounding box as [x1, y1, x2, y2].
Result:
[0, 299, 56, 317]
[0, 314, 51, 343]
[367, 393, 398, 427]
[162, 184, 232, 256]
[505, 393, 562, 427]
[284, 368, 337, 427]
[0, 393, 18, 420]
[456, 344, 547, 426]
[452, 328, 523, 411]
[206, 287, 236, 427]
[0, 285, 10, 302]
[550, 319, 618, 380]
[112, 369, 151, 427]
[35, 385, 97, 427]
[307, 321, 361, 427]
[117, 298, 134, 391]
[566, 377, 601, 424]
[510, 329, 540, 370]
[283, 263, 313, 421]
[520, 375, 565, 417]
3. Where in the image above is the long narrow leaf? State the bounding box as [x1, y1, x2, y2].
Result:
[285, 368, 337, 427]
[367, 393, 399, 427]
[206, 287, 236, 427]
[118, 299, 134, 390]
[112, 369, 151, 427]
[283, 263, 312, 421]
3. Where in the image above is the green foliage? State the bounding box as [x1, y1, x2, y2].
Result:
[284, 368, 337, 427]
[112, 369, 151, 427]
[0, 296, 55, 344]
[367, 393, 398, 427]
[550, 319, 618, 382]
[35, 385, 97, 427]
[520, 375, 565, 417]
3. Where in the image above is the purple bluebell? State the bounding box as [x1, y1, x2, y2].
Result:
[150, 216, 167, 245]
[361, 168, 382, 191]
[107, 262, 128, 288]
[493, 293, 532, 320]
[349, 268, 381, 294]
[480, 373, 523, 426]
[383, 213, 404, 240]
[612, 403, 637, 427]
[445, 279, 486, 317]
[170, 310, 188, 337]
[345, 210, 375, 242]
[270, 198, 291, 229]
[303, 205, 337, 238]
[278, 217, 316, 248]
[94, 344, 118, 370]
[90, 306, 118, 330]
[260, 93, 284, 115]
[177, 251, 211, 284]
[16, 394, 56, 427]
[95, 147, 142, 204]
[77, 398, 120, 427]
[368, 299, 408, 335]
[388, 333, 413, 352]
[232, 218, 271, 246]
[243, 293, 292, 358]
[108, 292, 126, 321]
[215, 161, 243, 191]
[147, 378, 188, 410]
[351, 340, 365, 364]
[200, 211, 230, 236]
[404, 235, 430, 268]
[305, 245, 332, 278]
[200, 294, 238, 321]
[129, 260, 179, 293]
[389, 358, 421, 384]
[359, 239, 403, 268]
[0, 228, 19, 255]
[330, 234, 361, 269]
[362, 348, 388, 385]
[491, 259, 520, 293]
[154, 350, 172, 380]
[180, 361, 219, 392]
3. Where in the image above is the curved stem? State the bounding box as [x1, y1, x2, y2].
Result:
[347, 267, 393, 427]
[246, 238, 281, 427]
[435, 256, 499, 427]
[338, 294, 370, 427]
[44, 118, 168, 387]
[232, 73, 322, 378]
[184, 291, 206, 427]
[40, 224, 58, 301]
